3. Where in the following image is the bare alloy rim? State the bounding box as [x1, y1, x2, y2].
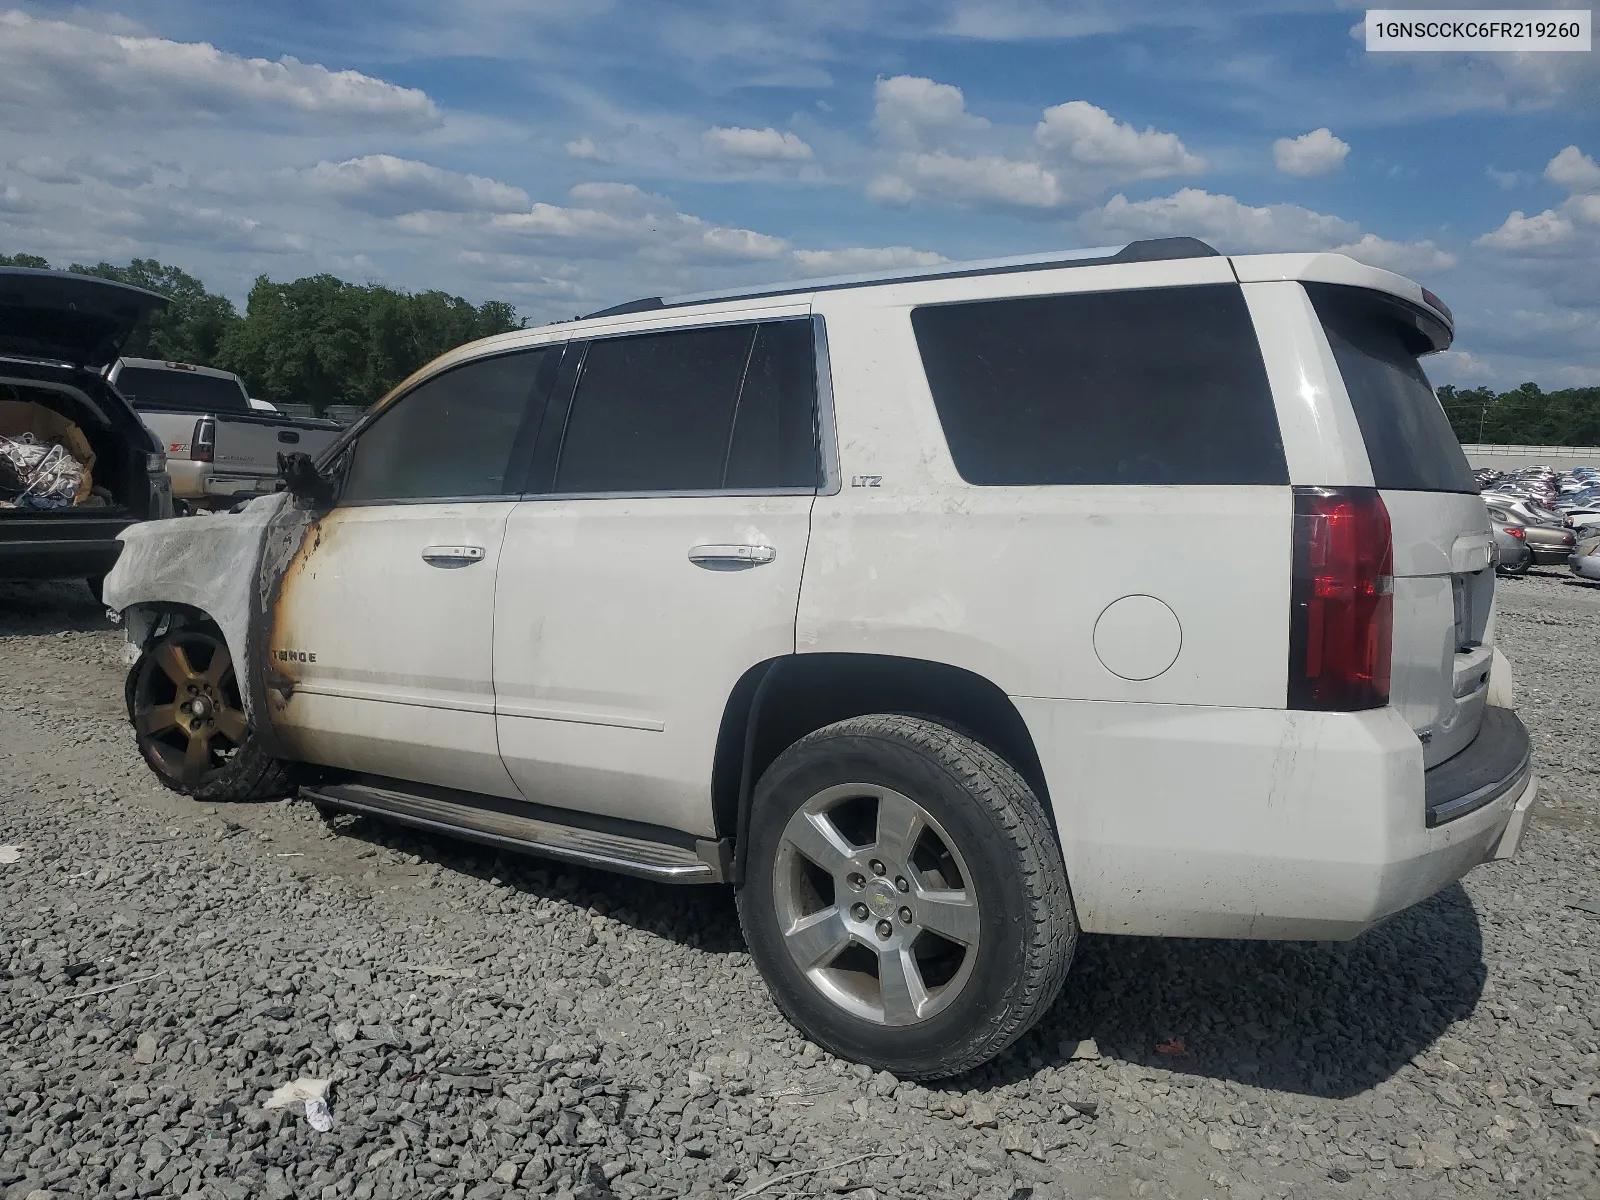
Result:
[772, 783, 981, 1026]
[132, 631, 250, 786]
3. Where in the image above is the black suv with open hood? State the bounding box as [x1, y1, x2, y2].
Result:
[0, 267, 174, 594]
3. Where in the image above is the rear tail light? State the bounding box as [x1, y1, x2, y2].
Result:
[191, 416, 215, 463]
[1289, 486, 1394, 711]
[1506, 527, 1525, 539]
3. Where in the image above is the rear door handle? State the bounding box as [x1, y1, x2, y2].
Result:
[688, 543, 777, 569]
[422, 544, 486, 568]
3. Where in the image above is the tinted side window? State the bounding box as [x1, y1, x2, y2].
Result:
[555, 321, 818, 493]
[725, 321, 820, 489]
[1307, 284, 1475, 495]
[340, 349, 545, 505]
[912, 284, 1286, 486]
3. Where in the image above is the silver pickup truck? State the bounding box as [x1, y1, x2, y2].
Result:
[107, 357, 342, 511]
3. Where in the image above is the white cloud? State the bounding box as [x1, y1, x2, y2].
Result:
[1084, 187, 1360, 251]
[13, 156, 81, 185]
[294, 155, 530, 217]
[1431, 349, 1495, 381]
[0, 11, 439, 129]
[1272, 128, 1350, 178]
[1034, 101, 1204, 178]
[1486, 166, 1525, 190]
[866, 81, 1200, 213]
[703, 126, 813, 161]
[403, 182, 793, 267]
[1546, 145, 1600, 194]
[791, 246, 948, 275]
[869, 152, 1064, 209]
[1329, 234, 1456, 275]
[1084, 189, 1454, 275]
[872, 75, 989, 148]
[564, 137, 609, 162]
[1477, 208, 1576, 252]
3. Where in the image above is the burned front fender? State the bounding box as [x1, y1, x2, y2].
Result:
[103, 493, 287, 723]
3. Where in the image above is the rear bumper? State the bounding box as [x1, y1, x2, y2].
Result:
[1425, 706, 1530, 826]
[166, 459, 277, 504]
[1530, 544, 1576, 564]
[1570, 554, 1600, 581]
[0, 513, 133, 580]
[1015, 697, 1535, 941]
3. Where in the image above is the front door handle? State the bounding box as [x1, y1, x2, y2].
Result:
[688, 543, 777, 570]
[422, 544, 486, 568]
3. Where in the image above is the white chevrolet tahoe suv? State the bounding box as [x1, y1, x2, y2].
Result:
[104, 237, 1537, 1079]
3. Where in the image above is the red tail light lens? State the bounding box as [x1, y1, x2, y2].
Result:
[190, 416, 215, 463]
[1289, 486, 1393, 710]
[1506, 527, 1525, 539]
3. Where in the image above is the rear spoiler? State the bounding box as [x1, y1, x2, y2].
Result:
[1232, 253, 1453, 352]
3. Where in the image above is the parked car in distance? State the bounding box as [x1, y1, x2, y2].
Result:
[1492, 520, 1532, 576]
[1571, 529, 1600, 582]
[1482, 496, 1577, 564]
[1482, 493, 1563, 529]
[0, 268, 173, 596]
[107, 357, 341, 512]
[105, 239, 1537, 1079]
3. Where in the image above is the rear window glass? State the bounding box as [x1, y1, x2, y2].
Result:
[115, 366, 248, 414]
[1307, 283, 1475, 495]
[911, 284, 1286, 486]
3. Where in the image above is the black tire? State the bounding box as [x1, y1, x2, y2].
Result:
[85, 575, 105, 604]
[736, 713, 1076, 1079]
[125, 627, 297, 803]
[1498, 558, 1531, 577]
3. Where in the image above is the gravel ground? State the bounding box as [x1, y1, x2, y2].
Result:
[1, 571, 1597, 1200]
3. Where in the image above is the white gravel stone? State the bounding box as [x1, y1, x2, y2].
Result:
[2, 572, 1599, 1200]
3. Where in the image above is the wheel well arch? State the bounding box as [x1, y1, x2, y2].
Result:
[120, 601, 225, 650]
[711, 653, 1053, 880]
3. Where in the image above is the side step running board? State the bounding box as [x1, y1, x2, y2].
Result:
[301, 781, 724, 883]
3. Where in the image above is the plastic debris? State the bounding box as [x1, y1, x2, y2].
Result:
[263, 1077, 335, 1131]
[0, 434, 87, 508]
[0, 845, 21, 865]
[1155, 1037, 1186, 1055]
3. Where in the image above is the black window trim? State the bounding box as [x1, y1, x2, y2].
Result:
[519, 313, 838, 502]
[329, 344, 556, 510]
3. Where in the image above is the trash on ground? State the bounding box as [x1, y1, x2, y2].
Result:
[263, 1077, 335, 1130]
[1155, 1037, 1186, 1055]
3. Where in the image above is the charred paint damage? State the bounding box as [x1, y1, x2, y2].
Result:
[101, 482, 339, 763]
[247, 490, 339, 758]
[103, 493, 284, 726]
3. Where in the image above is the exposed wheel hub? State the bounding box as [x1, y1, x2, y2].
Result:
[131, 631, 250, 787]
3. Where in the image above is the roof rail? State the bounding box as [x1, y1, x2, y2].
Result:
[579, 237, 1218, 320]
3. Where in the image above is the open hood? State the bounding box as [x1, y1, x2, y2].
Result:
[0, 267, 168, 370]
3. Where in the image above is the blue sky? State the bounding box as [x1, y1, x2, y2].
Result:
[0, 1, 1596, 387]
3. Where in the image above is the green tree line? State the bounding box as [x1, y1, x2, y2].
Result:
[1439, 384, 1600, 447]
[1, 252, 522, 414]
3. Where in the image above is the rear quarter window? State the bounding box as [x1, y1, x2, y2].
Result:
[1307, 283, 1475, 495]
[911, 284, 1286, 486]
[115, 366, 249, 415]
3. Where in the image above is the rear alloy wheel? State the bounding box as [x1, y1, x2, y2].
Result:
[129, 628, 295, 802]
[772, 783, 981, 1026]
[738, 714, 1076, 1079]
